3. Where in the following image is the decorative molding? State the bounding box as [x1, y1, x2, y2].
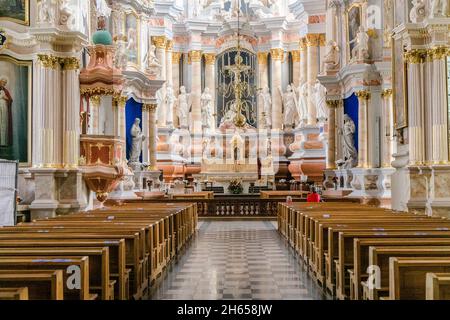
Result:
[404, 49, 427, 64]
[306, 34, 325, 47]
[355, 90, 371, 100]
[203, 53, 216, 65]
[381, 89, 393, 98]
[257, 52, 268, 64]
[153, 36, 167, 49]
[37, 54, 60, 69]
[270, 48, 284, 61]
[326, 100, 341, 108]
[143, 103, 158, 112]
[188, 50, 202, 64]
[172, 52, 182, 62]
[290, 50, 300, 62]
[80, 88, 119, 97]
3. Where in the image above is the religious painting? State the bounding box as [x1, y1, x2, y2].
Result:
[125, 12, 139, 66]
[347, 3, 362, 59]
[392, 38, 408, 130]
[0, 55, 31, 165]
[0, 0, 29, 25]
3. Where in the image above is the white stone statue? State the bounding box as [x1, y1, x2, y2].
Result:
[37, 0, 55, 24]
[314, 80, 328, 122]
[279, 85, 298, 128]
[258, 87, 272, 128]
[156, 88, 165, 125]
[342, 114, 358, 169]
[129, 118, 146, 163]
[295, 82, 309, 128]
[177, 86, 192, 128]
[230, 0, 241, 17]
[220, 101, 239, 126]
[165, 86, 176, 127]
[350, 26, 370, 61]
[58, 0, 74, 29]
[145, 44, 162, 77]
[269, 0, 280, 15]
[321, 41, 340, 74]
[114, 37, 128, 69]
[201, 87, 214, 129]
[96, 0, 112, 18]
[410, 0, 426, 23]
[430, 0, 448, 18]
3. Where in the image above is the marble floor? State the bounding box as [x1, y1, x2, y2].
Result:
[150, 221, 329, 300]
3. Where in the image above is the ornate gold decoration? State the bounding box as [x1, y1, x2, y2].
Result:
[381, 89, 393, 97]
[257, 52, 269, 64]
[113, 95, 127, 107]
[430, 46, 449, 60]
[172, 52, 182, 62]
[404, 49, 427, 64]
[143, 103, 158, 112]
[306, 34, 323, 47]
[299, 38, 307, 51]
[203, 53, 216, 65]
[355, 90, 371, 100]
[90, 95, 101, 106]
[37, 54, 60, 69]
[290, 50, 300, 62]
[166, 40, 173, 51]
[80, 88, 118, 96]
[152, 36, 167, 49]
[270, 48, 284, 61]
[326, 100, 341, 108]
[188, 50, 202, 64]
[60, 57, 80, 70]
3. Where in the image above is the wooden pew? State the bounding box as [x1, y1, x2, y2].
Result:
[334, 231, 450, 299]
[0, 270, 63, 300]
[0, 287, 29, 300]
[388, 257, 450, 300]
[0, 247, 112, 300]
[363, 246, 450, 300]
[0, 256, 94, 300]
[426, 273, 450, 300]
[0, 238, 127, 300]
[352, 238, 450, 300]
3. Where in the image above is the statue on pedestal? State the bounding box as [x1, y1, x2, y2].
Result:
[279, 85, 298, 128]
[130, 118, 145, 164]
[165, 86, 176, 127]
[314, 80, 328, 122]
[350, 26, 370, 61]
[295, 83, 309, 128]
[321, 41, 340, 74]
[145, 44, 162, 77]
[341, 114, 358, 169]
[37, 0, 55, 24]
[258, 87, 272, 128]
[430, 0, 448, 18]
[177, 86, 192, 128]
[201, 87, 214, 129]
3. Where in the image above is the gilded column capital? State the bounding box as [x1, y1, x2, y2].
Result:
[355, 90, 371, 100]
[299, 38, 307, 51]
[144, 103, 158, 113]
[60, 57, 80, 70]
[204, 53, 216, 65]
[306, 34, 323, 47]
[152, 36, 167, 49]
[257, 52, 269, 64]
[188, 50, 203, 64]
[166, 40, 173, 51]
[290, 50, 300, 62]
[172, 52, 182, 62]
[429, 46, 449, 60]
[113, 95, 127, 107]
[381, 89, 393, 98]
[90, 95, 101, 107]
[37, 54, 60, 69]
[270, 48, 284, 61]
[404, 49, 427, 64]
[326, 100, 341, 108]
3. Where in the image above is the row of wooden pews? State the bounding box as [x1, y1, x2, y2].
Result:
[0, 202, 197, 300]
[278, 202, 450, 300]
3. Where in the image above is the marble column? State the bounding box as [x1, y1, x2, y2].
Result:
[355, 90, 370, 168]
[172, 52, 182, 127]
[153, 36, 167, 126]
[291, 50, 301, 87]
[270, 48, 284, 130]
[189, 50, 203, 133]
[204, 53, 216, 125]
[299, 38, 307, 85]
[61, 57, 80, 168]
[306, 34, 322, 125]
[381, 89, 393, 167]
[431, 47, 449, 164]
[258, 52, 269, 126]
[406, 50, 426, 165]
[424, 54, 434, 162]
[141, 105, 150, 164]
[146, 103, 158, 170]
[326, 100, 339, 169]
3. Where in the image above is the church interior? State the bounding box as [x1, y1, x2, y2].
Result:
[2, 0, 450, 303]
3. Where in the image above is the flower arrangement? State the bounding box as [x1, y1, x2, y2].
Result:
[228, 179, 244, 195]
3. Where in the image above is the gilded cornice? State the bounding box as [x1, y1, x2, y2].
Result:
[80, 88, 119, 97]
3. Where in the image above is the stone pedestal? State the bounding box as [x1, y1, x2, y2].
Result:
[348, 167, 395, 203]
[29, 168, 59, 220]
[288, 126, 326, 183]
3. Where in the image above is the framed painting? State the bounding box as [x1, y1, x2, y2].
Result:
[0, 0, 29, 25]
[0, 55, 32, 166]
[392, 38, 408, 130]
[346, 2, 363, 62]
[125, 12, 139, 66]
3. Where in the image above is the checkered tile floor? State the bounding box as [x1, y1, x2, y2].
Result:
[150, 221, 328, 300]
